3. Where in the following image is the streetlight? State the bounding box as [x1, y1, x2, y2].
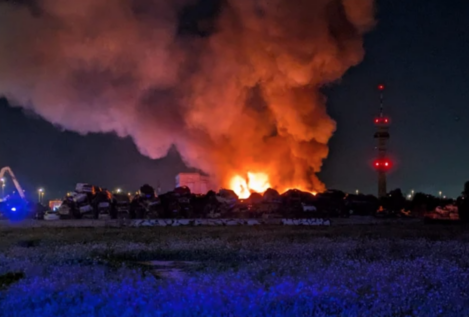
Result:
[38, 188, 44, 203]
[355, 189, 359, 195]
[116, 188, 121, 193]
[439, 191, 442, 198]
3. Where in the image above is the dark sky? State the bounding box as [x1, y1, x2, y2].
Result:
[1, 0, 468, 200]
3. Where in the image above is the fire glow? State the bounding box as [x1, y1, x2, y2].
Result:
[0, 0, 376, 199]
[230, 173, 319, 199]
[230, 172, 271, 199]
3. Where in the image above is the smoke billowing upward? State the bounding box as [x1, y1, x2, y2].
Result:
[0, 0, 375, 192]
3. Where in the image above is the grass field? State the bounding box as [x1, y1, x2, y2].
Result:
[1, 223, 469, 316]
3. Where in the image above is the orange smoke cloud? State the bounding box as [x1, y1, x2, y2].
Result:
[0, 0, 375, 193]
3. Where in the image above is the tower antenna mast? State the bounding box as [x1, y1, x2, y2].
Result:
[373, 84, 391, 198]
[379, 84, 385, 116]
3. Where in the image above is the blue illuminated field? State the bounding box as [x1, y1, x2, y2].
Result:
[0, 225, 468, 316]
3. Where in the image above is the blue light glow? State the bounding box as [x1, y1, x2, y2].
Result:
[0, 195, 29, 221]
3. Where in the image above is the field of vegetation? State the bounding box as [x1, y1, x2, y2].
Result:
[1, 223, 469, 316]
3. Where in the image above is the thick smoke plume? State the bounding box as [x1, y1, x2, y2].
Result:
[0, 0, 374, 192]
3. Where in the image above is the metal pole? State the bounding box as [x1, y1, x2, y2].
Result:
[38, 189, 43, 203]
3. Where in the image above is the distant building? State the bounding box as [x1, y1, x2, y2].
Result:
[175, 173, 216, 195]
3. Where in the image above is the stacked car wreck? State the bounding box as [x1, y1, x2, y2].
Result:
[58, 183, 114, 219]
[3, 167, 466, 223]
[49, 183, 353, 220]
[35, 178, 469, 222]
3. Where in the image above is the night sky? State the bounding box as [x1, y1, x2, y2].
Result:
[1, 0, 468, 200]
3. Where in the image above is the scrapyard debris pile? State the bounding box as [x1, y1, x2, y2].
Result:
[6, 183, 449, 222]
[55, 183, 114, 219]
[42, 185, 353, 221]
[5, 180, 469, 224]
[129, 184, 160, 219]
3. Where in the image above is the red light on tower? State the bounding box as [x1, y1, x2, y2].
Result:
[375, 117, 390, 124]
[378, 84, 385, 91]
[374, 158, 392, 170]
[384, 159, 392, 169]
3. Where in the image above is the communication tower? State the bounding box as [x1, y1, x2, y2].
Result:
[373, 84, 392, 198]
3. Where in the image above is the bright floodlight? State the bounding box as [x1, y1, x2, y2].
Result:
[38, 188, 43, 192]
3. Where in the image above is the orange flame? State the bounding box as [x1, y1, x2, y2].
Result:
[230, 172, 271, 199]
[229, 172, 320, 198]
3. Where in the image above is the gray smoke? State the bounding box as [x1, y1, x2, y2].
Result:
[0, 0, 375, 191]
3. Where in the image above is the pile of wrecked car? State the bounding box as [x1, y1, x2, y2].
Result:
[14, 182, 463, 223]
[54, 183, 115, 219]
[40, 184, 353, 221]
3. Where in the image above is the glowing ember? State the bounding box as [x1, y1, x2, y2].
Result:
[282, 187, 319, 196]
[230, 172, 271, 199]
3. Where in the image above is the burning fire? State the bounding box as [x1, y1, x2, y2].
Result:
[230, 172, 271, 199]
[0, 0, 375, 201]
[230, 173, 319, 199]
